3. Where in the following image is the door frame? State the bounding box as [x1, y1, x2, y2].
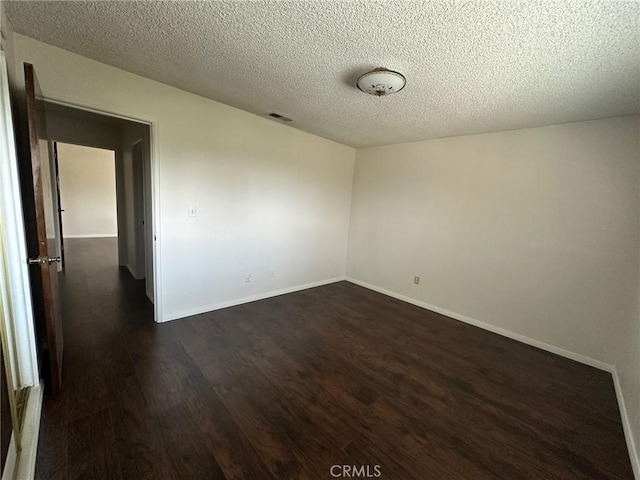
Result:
[40, 98, 162, 323]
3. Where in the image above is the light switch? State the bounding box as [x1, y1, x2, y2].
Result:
[188, 206, 197, 218]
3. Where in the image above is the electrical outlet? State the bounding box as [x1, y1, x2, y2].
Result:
[414, 276, 420, 285]
[245, 274, 251, 283]
[269, 269, 275, 278]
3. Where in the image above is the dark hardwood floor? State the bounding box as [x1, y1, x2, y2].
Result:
[36, 238, 633, 479]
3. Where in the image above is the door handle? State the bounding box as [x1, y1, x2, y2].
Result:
[28, 256, 61, 265]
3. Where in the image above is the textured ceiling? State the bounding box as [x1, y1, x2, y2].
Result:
[6, 1, 640, 148]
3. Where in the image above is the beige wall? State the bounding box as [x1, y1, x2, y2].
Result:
[57, 143, 117, 238]
[10, 34, 356, 322]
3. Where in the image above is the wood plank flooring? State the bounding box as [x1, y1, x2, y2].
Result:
[36, 238, 633, 479]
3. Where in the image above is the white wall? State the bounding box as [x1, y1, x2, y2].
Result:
[10, 34, 356, 321]
[348, 116, 639, 364]
[56, 143, 117, 238]
[615, 126, 640, 473]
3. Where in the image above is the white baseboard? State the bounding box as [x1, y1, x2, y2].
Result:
[346, 277, 615, 371]
[125, 263, 136, 278]
[2, 433, 17, 480]
[345, 277, 612, 371]
[124, 264, 144, 281]
[612, 370, 640, 479]
[346, 277, 639, 478]
[161, 276, 345, 322]
[63, 234, 117, 239]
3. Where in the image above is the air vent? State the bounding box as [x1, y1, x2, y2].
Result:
[268, 113, 292, 122]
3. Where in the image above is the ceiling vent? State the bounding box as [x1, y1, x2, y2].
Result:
[268, 112, 292, 122]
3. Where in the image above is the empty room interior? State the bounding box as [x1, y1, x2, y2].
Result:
[0, 1, 638, 479]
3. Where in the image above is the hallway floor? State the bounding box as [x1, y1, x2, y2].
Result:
[35, 238, 633, 479]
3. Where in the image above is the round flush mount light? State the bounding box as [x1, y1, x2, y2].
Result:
[356, 67, 406, 96]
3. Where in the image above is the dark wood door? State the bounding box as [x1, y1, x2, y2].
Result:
[24, 63, 63, 394]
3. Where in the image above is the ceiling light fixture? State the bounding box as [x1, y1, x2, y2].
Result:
[356, 67, 406, 97]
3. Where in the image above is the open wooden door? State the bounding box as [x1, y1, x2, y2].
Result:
[23, 63, 63, 394]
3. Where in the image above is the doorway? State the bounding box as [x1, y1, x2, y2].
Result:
[56, 142, 118, 253]
[43, 102, 155, 305]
